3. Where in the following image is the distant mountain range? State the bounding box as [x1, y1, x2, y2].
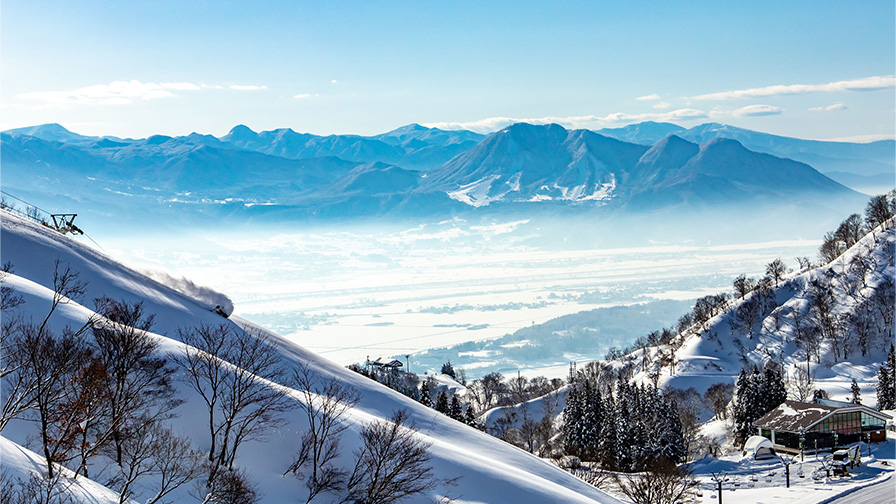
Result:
[593, 121, 894, 193]
[1, 121, 883, 224]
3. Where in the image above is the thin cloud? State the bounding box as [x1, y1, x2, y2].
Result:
[423, 108, 707, 133]
[809, 103, 848, 112]
[636, 93, 661, 101]
[229, 84, 267, 91]
[18, 80, 202, 107]
[653, 102, 672, 110]
[731, 104, 784, 117]
[294, 93, 319, 99]
[690, 76, 895, 100]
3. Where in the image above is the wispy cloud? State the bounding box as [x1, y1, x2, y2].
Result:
[809, 103, 848, 112]
[636, 93, 661, 101]
[18, 80, 202, 107]
[423, 108, 707, 133]
[229, 84, 267, 91]
[730, 104, 783, 117]
[653, 102, 672, 110]
[294, 93, 319, 99]
[690, 76, 895, 100]
[16, 80, 270, 108]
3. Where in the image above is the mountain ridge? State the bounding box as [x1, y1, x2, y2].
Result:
[0, 122, 875, 223]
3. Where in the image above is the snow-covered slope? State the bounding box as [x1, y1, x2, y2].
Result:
[648, 220, 894, 397]
[0, 210, 621, 504]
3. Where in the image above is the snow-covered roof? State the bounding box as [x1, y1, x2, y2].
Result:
[753, 400, 892, 433]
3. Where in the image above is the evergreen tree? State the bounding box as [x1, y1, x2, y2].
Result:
[615, 381, 636, 471]
[760, 365, 787, 414]
[877, 344, 896, 410]
[440, 361, 456, 379]
[850, 378, 862, 405]
[463, 405, 479, 429]
[435, 390, 449, 414]
[580, 380, 603, 461]
[449, 395, 463, 421]
[420, 380, 434, 408]
[562, 383, 583, 457]
[733, 367, 760, 445]
[598, 390, 618, 469]
[653, 392, 686, 465]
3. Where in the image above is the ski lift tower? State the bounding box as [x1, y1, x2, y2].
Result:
[50, 214, 83, 235]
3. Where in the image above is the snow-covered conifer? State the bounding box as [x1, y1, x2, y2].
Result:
[878, 344, 896, 410]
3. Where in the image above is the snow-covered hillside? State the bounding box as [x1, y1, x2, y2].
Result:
[641, 218, 895, 399]
[0, 210, 622, 504]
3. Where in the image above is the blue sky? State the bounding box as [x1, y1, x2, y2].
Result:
[2, 1, 893, 140]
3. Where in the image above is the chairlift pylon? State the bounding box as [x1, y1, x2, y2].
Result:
[50, 214, 83, 235]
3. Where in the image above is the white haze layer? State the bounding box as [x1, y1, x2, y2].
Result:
[97, 217, 822, 378]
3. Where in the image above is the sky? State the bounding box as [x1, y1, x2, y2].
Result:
[1, 1, 894, 141]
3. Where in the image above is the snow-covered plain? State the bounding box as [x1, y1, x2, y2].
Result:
[94, 217, 821, 378]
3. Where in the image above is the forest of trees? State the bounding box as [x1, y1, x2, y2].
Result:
[562, 376, 685, 472]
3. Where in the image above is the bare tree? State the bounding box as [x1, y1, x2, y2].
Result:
[558, 463, 613, 491]
[703, 383, 733, 420]
[176, 324, 292, 484]
[735, 296, 760, 339]
[849, 298, 875, 357]
[790, 307, 820, 373]
[343, 410, 450, 504]
[469, 372, 507, 412]
[38, 260, 87, 340]
[732, 275, 756, 299]
[848, 253, 872, 290]
[871, 278, 895, 341]
[614, 458, 697, 504]
[19, 323, 94, 479]
[85, 297, 179, 473]
[287, 363, 359, 503]
[819, 231, 845, 264]
[176, 324, 230, 469]
[1, 261, 25, 312]
[6, 471, 76, 504]
[765, 258, 791, 288]
[0, 329, 39, 431]
[865, 194, 894, 231]
[202, 469, 260, 504]
[787, 366, 815, 402]
[834, 214, 865, 249]
[112, 419, 206, 504]
[535, 391, 560, 457]
[1, 261, 99, 480]
[809, 279, 842, 361]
